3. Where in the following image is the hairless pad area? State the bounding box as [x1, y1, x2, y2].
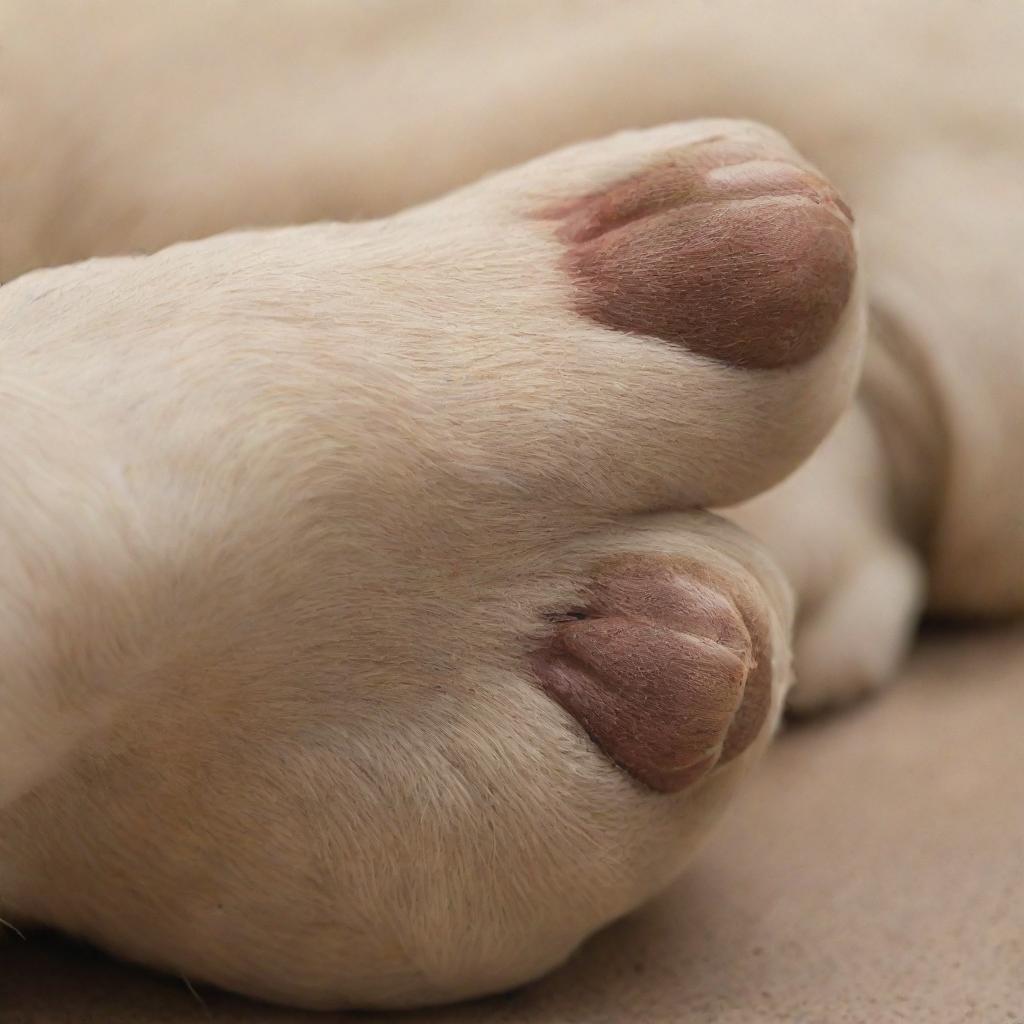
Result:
[537, 140, 855, 369]
[532, 556, 773, 793]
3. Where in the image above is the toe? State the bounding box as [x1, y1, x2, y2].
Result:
[379, 120, 864, 515]
[463, 120, 863, 510]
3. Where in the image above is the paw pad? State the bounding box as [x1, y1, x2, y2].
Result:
[533, 556, 773, 792]
[537, 136, 855, 369]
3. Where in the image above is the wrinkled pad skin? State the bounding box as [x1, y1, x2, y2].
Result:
[537, 137, 855, 369]
[533, 555, 773, 792]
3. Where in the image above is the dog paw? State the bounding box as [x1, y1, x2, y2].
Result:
[2, 120, 854, 1012]
[787, 534, 926, 715]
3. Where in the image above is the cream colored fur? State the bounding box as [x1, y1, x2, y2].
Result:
[3, 0, 1021, 634]
[1, 0, 1021, 1008]
[0, 119, 862, 1006]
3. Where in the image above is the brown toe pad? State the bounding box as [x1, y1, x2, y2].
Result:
[537, 137, 856, 369]
[532, 555, 773, 792]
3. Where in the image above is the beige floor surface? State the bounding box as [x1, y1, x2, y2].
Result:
[3, 626, 1022, 1024]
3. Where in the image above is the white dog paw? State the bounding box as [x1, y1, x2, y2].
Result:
[0, 119, 860, 1011]
[787, 535, 926, 714]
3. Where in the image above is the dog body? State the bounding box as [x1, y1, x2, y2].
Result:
[1, 0, 1021, 1009]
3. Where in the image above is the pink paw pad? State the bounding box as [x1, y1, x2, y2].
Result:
[532, 556, 773, 793]
[537, 137, 856, 369]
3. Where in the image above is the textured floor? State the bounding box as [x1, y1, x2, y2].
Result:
[3, 626, 1022, 1024]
